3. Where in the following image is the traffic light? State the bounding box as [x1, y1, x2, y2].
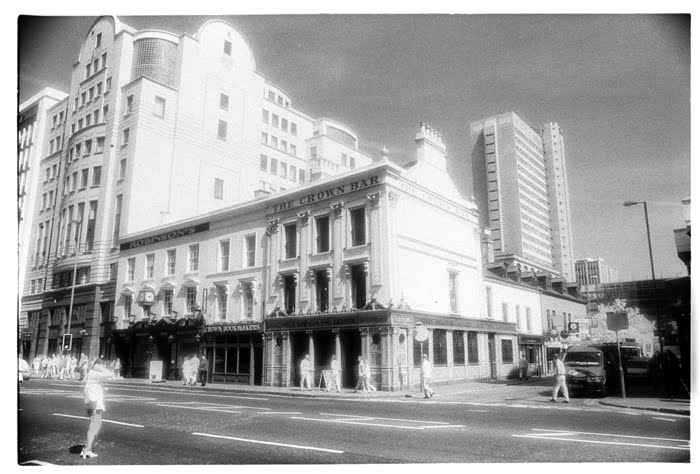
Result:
[62, 334, 72, 351]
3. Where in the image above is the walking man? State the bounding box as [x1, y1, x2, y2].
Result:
[198, 354, 209, 387]
[82, 358, 113, 458]
[353, 356, 365, 393]
[363, 357, 377, 392]
[420, 354, 434, 398]
[518, 353, 528, 381]
[550, 353, 570, 403]
[330, 355, 341, 393]
[300, 354, 312, 390]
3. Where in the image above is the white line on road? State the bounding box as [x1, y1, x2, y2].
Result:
[513, 434, 690, 451]
[318, 413, 452, 424]
[531, 428, 688, 443]
[20, 460, 57, 466]
[292, 416, 464, 430]
[192, 432, 344, 453]
[257, 411, 302, 415]
[156, 404, 242, 414]
[652, 417, 678, 422]
[53, 413, 144, 428]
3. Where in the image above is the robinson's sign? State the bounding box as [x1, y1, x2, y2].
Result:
[120, 223, 210, 251]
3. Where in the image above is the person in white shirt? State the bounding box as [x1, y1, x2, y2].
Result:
[330, 355, 341, 393]
[353, 356, 365, 393]
[420, 354, 434, 398]
[82, 358, 113, 458]
[550, 353, 570, 403]
[362, 357, 376, 392]
[300, 354, 312, 390]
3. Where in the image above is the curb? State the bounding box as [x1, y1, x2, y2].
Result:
[598, 400, 690, 416]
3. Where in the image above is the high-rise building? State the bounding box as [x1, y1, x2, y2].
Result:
[19, 16, 373, 360]
[574, 257, 619, 292]
[469, 111, 575, 280]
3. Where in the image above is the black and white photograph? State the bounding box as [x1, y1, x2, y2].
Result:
[14, 4, 692, 467]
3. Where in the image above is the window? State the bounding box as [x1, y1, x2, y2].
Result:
[125, 95, 133, 115]
[75, 143, 81, 158]
[315, 215, 330, 253]
[315, 269, 329, 312]
[223, 40, 232, 56]
[310, 146, 317, 158]
[260, 154, 268, 172]
[166, 249, 176, 275]
[299, 171, 305, 184]
[219, 240, 230, 272]
[342, 153, 348, 166]
[119, 159, 127, 180]
[109, 263, 118, 280]
[245, 235, 256, 267]
[78, 118, 83, 129]
[127, 257, 135, 281]
[96, 82, 102, 96]
[290, 165, 297, 182]
[92, 166, 101, 186]
[93, 110, 100, 123]
[290, 122, 297, 136]
[284, 223, 297, 259]
[268, 90, 275, 101]
[350, 264, 366, 309]
[261, 132, 268, 144]
[242, 282, 254, 318]
[502, 302, 509, 322]
[186, 287, 198, 313]
[84, 139, 92, 155]
[103, 105, 109, 121]
[516, 305, 522, 330]
[112, 195, 122, 246]
[218, 120, 227, 139]
[453, 331, 465, 364]
[485, 286, 493, 318]
[501, 339, 514, 363]
[434, 330, 447, 365]
[102, 53, 107, 67]
[272, 114, 279, 128]
[526, 307, 532, 332]
[262, 109, 269, 123]
[122, 128, 130, 146]
[80, 169, 89, 189]
[145, 253, 154, 279]
[85, 201, 97, 251]
[85, 64, 91, 79]
[163, 289, 173, 315]
[214, 178, 224, 200]
[290, 144, 297, 156]
[350, 157, 356, 168]
[188, 244, 199, 272]
[467, 332, 479, 364]
[271, 136, 278, 148]
[270, 158, 278, 175]
[41, 193, 47, 211]
[154, 96, 166, 117]
[72, 172, 78, 192]
[448, 271, 459, 313]
[283, 274, 296, 314]
[88, 87, 94, 102]
[350, 207, 366, 246]
[124, 295, 133, 319]
[95, 137, 104, 154]
[220, 93, 229, 111]
[95, 32, 102, 48]
[280, 162, 287, 179]
[281, 140, 287, 153]
[281, 118, 288, 132]
[217, 286, 228, 319]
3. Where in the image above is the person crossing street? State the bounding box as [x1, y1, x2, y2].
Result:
[550, 353, 570, 403]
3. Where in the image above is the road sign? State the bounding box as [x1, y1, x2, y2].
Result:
[549, 328, 559, 338]
[607, 311, 629, 331]
[559, 330, 569, 339]
[568, 322, 580, 334]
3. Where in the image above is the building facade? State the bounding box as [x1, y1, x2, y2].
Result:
[574, 257, 620, 293]
[469, 112, 575, 280]
[19, 16, 376, 361]
[112, 125, 533, 389]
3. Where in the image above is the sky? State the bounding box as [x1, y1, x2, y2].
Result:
[16, 13, 691, 281]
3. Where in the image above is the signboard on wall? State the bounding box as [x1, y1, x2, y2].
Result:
[606, 312, 629, 332]
[149, 360, 164, 382]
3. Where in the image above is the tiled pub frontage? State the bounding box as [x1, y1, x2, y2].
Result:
[264, 308, 519, 391]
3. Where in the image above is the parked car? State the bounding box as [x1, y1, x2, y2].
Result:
[562, 345, 607, 397]
[626, 356, 651, 382]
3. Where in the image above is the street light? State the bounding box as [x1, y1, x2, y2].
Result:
[623, 200, 663, 352]
[64, 218, 83, 355]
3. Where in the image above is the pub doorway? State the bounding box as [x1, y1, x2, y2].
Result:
[156, 338, 172, 380]
[312, 331, 335, 387]
[290, 332, 309, 389]
[340, 330, 362, 388]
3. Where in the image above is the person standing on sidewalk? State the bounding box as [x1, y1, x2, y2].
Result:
[198, 354, 209, 387]
[330, 355, 341, 393]
[518, 353, 528, 381]
[363, 357, 377, 392]
[353, 356, 365, 393]
[300, 354, 312, 390]
[82, 358, 113, 459]
[420, 354, 434, 398]
[550, 353, 570, 403]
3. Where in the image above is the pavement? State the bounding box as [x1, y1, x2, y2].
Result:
[101, 374, 691, 416]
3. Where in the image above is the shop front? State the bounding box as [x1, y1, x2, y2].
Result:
[518, 334, 545, 377]
[202, 322, 264, 385]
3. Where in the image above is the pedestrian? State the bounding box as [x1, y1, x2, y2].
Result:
[353, 356, 365, 393]
[182, 356, 191, 385]
[18, 356, 31, 386]
[198, 354, 209, 387]
[420, 354, 434, 398]
[648, 350, 663, 394]
[363, 357, 377, 392]
[113, 358, 121, 379]
[662, 350, 681, 399]
[300, 354, 312, 390]
[518, 353, 528, 381]
[550, 353, 570, 403]
[188, 355, 199, 386]
[330, 355, 341, 393]
[81, 358, 113, 459]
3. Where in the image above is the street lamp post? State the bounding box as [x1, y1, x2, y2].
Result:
[623, 200, 663, 353]
[64, 219, 83, 356]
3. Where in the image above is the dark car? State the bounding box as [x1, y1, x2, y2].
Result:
[562, 345, 607, 397]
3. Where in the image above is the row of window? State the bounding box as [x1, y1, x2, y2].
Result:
[32, 220, 50, 267]
[261, 131, 298, 156]
[262, 109, 298, 136]
[264, 89, 290, 108]
[68, 137, 105, 162]
[484, 287, 534, 331]
[48, 136, 63, 155]
[51, 267, 91, 289]
[71, 104, 109, 135]
[83, 52, 108, 81]
[50, 110, 65, 129]
[62, 166, 102, 196]
[74, 75, 111, 114]
[18, 124, 34, 149]
[56, 200, 99, 255]
[28, 278, 45, 294]
[259, 154, 305, 183]
[280, 208, 366, 260]
[412, 330, 485, 366]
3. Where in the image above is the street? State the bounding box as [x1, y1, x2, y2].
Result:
[18, 379, 690, 465]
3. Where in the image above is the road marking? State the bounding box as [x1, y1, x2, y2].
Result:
[292, 416, 464, 430]
[513, 434, 690, 451]
[53, 413, 144, 428]
[652, 417, 677, 422]
[530, 428, 688, 443]
[258, 411, 302, 415]
[156, 404, 242, 414]
[192, 432, 343, 454]
[20, 460, 57, 466]
[318, 412, 452, 424]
